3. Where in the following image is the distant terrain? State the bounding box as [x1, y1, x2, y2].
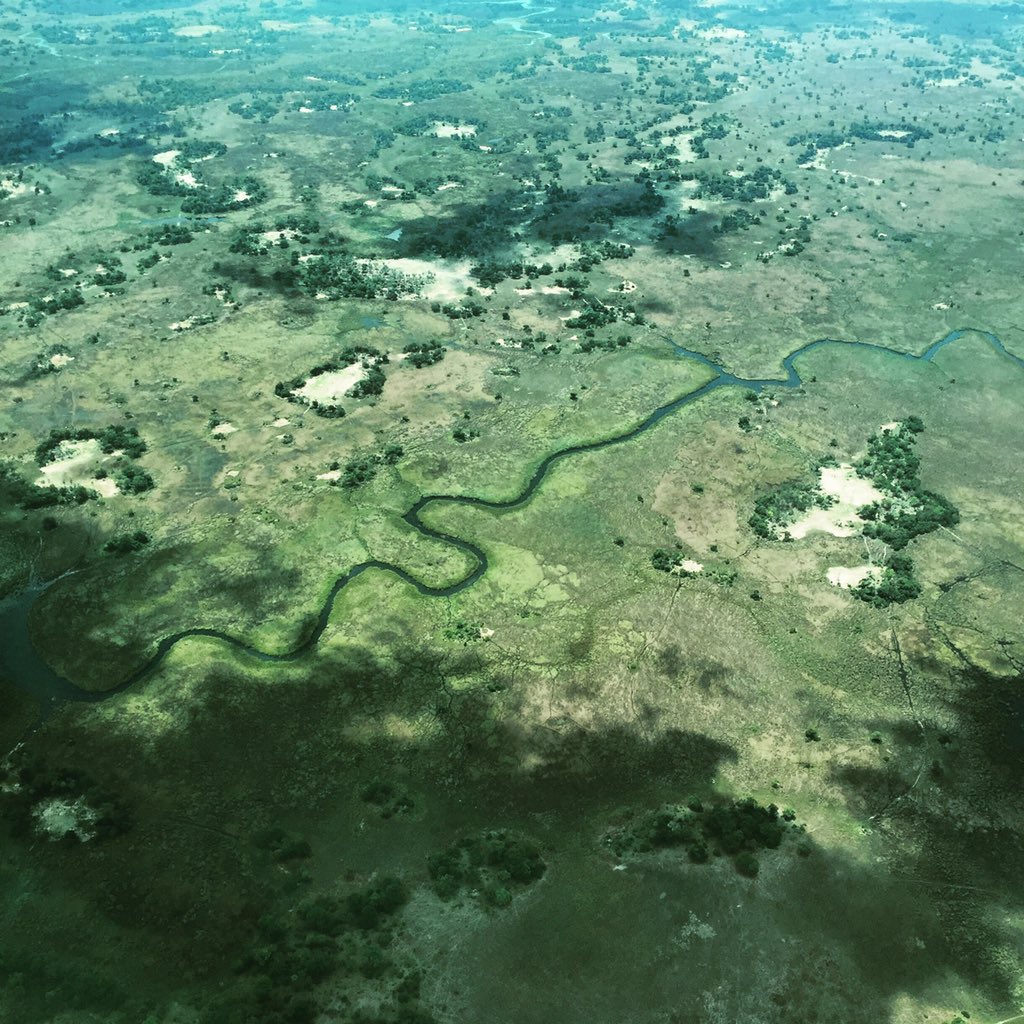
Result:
[1, 1, 1022, 1022]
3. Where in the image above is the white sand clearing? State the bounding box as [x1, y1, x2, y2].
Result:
[787, 464, 884, 539]
[33, 797, 98, 841]
[35, 438, 120, 497]
[316, 469, 342, 481]
[368, 258, 491, 302]
[292, 364, 367, 406]
[678, 559, 703, 574]
[212, 422, 237, 436]
[433, 122, 476, 138]
[828, 565, 882, 589]
[49, 353, 74, 367]
[153, 150, 180, 167]
[1, 179, 28, 199]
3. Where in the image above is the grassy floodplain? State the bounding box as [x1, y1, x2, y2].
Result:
[1, 1, 1023, 1023]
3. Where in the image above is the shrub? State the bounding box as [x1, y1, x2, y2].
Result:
[735, 852, 760, 877]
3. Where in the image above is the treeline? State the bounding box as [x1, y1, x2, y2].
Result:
[372, 78, 470, 101]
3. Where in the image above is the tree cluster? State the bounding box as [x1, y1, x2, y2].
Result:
[748, 480, 832, 539]
[607, 796, 804, 878]
[427, 830, 546, 906]
[855, 419, 959, 549]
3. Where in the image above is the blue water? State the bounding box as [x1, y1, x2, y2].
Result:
[2, 327, 1020, 708]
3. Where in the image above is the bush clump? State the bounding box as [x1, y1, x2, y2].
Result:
[103, 530, 150, 555]
[402, 341, 445, 368]
[607, 796, 802, 877]
[855, 420, 959, 550]
[427, 830, 546, 904]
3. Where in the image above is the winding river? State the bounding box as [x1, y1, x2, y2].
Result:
[1, 328, 1021, 709]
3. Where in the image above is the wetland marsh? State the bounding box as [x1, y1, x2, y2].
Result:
[1, 1, 1022, 1022]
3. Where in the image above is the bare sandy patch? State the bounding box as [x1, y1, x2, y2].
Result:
[433, 121, 476, 138]
[787, 464, 883, 540]
[827, 565, 881, 589]
[49, 353, 74, 368]
[369, 258, 491, 302]
[212, 422, 237, 436]
[1, 178, 28, 199]
[33, 797, 98, 841]
[35, 438, 120, 497]
[293, 364, 367, 407]
[153, 150, 180, 167]
[799, 147, 830, 170]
